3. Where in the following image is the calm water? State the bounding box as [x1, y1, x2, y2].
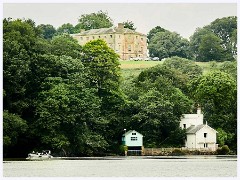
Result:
[3, 156, 237, 177]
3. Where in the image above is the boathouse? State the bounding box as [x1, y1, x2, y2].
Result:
[122, 130, 143, 155]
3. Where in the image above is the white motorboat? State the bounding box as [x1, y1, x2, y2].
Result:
[26, 150, 53, 160]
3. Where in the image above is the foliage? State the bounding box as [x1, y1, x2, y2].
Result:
[56, 23, 75, 34]
[216, 145, 230, 155]
[198, 33, 225, 61]
[126, 65, 193, 147]
[50, 34, 82, 59]
[190, 16, 237, 61]
[148, 31, 193, 59]
[75, 10, 113, 31]
[3, 111, 28, 147]
[162, 56, 203, 79]
[123, 20, 136, 30]
[147, 26, 166, 42]
[188, 71, 237, 151]
[119, 145, 128, 155]
[37, 24, 56, 39]
[218, 60, 237, 80]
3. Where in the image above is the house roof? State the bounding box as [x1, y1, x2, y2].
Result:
[123, 130, 143, 136]
[74, 26, 146, 36]
[186, 124, 205, 134]
[186, 124, 217, 134]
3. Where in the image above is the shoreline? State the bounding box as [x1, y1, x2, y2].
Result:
[3, 155, 237, 161]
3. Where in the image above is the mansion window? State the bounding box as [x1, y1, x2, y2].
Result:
[132, 133, 136, 135]
[128, 45, 131, 51]
[183, 124, 186, 129]
[92, 36, 95, 39]
[204, 143, 208, 148]
[110, 35, 113, 38]
[204, 133, 207, 138]
[86, 37, 89, 40]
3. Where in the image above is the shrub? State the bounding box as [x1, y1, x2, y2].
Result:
[217, 145, 230, 155]
[170, 149, 186, 156]
[119, 145, 128, 156]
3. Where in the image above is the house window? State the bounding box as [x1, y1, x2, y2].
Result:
[131, 137, 137, 141]
[136, 36, 138, 39]
[204, 143, 208, 148]
[204, 133, 207, 138]
[132, 133, 136, 135]
[110, 35, 113, 38]
[99, 36, 101, 38]
[92, 36, 95, 39]
[86, 37, 89, 40]
[183, 124, 186, 129]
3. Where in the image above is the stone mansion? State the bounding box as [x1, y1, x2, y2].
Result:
[71, 23, 148, 60]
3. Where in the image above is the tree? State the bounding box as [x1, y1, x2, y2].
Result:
[75, 10, 113, 31]
[56, 23, 75, 34]
[190, 16, 237, 61]
[147, 26, 166, 42]
[125, 65, 193, 147]
[123, 20, 136, 30]
[148, 31, 193, 59]
[207, 16, 237, 60]
[198, 33, 225, 61]
[37, 24, 56, 39]
[162, 56, 203, 79]
[50, 34, 82, 59]
[188, 71, 237, 151]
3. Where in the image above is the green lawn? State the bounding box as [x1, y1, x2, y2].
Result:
[119, 60, 221, 80]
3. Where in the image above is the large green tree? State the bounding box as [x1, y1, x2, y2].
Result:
[37, 24, 56, 39]
[190, 16, 237, 61]
[75, 10, 113, 31]
[148, 31, 193, 59]
[188, 71, 237, 151]
[56, 23, 75, 34]
[125, 65, 193, 147]
[147, 26, 166, 43]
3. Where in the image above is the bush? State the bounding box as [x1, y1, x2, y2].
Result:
[217, 145, 230, 155]
[119, 145, 128, 156]
[170, 149, 186, 156]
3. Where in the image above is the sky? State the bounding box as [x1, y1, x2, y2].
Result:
[2, 2, 238, 39]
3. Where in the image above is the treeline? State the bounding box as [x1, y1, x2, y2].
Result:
[29, 10, 237, 62]
[3, 14, 237, 157]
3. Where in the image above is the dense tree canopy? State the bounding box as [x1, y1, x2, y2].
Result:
[3, 15, 238, 157]
[190, 16, 237, 61]
[75, 10, 113, 32]
[148, 31, 193, 59]
[37, 24, 56, 39]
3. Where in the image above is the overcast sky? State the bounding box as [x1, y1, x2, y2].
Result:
[3, 2, 237, 39]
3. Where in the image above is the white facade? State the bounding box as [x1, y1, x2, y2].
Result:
[180, 107, 203, 129]
[180, 108, 218, 151]
[122, 130, 143, 147]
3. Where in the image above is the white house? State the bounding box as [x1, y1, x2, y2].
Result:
[180, 107, 218, 151]
[122, 130, 143, 147]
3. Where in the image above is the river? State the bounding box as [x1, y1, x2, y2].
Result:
[3, 156, 237, 177]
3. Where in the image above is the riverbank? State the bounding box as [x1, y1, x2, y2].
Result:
[3, 155, 237, 161]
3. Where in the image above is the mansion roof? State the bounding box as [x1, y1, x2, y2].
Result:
[76, 26, 146, 36]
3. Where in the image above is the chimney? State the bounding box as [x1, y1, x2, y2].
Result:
[118, 23, 124, 29]
[197, 106, 201, 114]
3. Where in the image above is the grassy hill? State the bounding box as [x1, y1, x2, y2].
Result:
[120, 60, 223, 80]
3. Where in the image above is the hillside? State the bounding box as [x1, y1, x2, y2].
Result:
[120, 60, 223, 79]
